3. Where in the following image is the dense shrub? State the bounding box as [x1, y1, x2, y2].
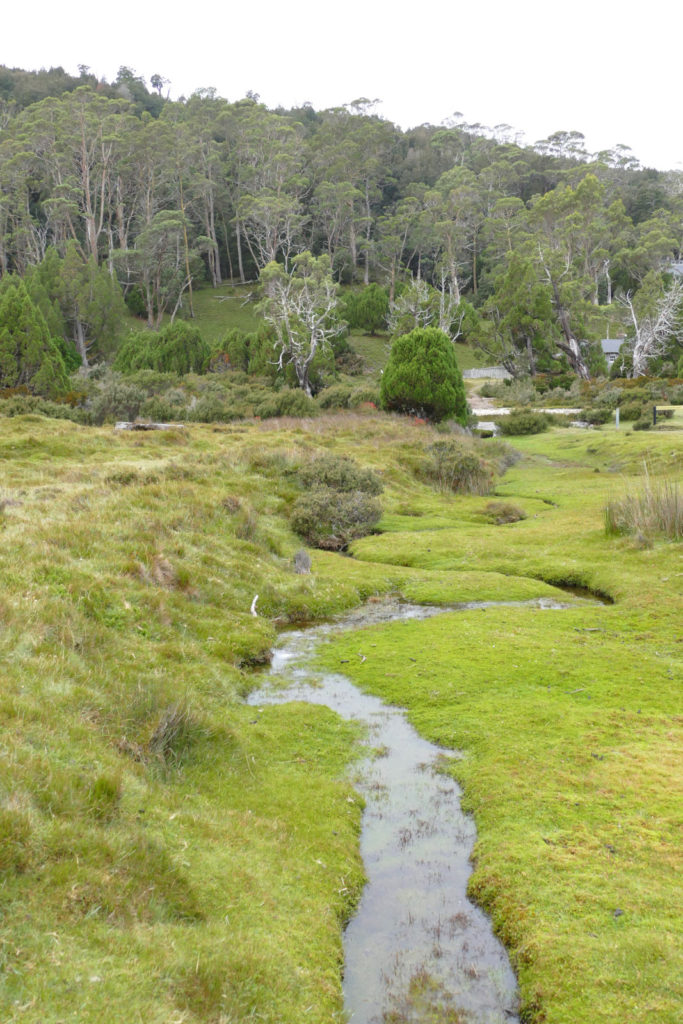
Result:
[254, 388, 318, 419]
[380, 327, 467, 424]
[349, 386, 380, 408]
[90, 381, 147, 424]
[342, 284, 389, 334]
[186, 395, 243, 423]
[581, 407, 612, 425]
[297, 454, 383, 495]
[316, 384, 354, 410]
[620, 401, 646, 421]
[290, 488, 382, 550]
[115, 322, 210, 375]
[419, 440, 493, 495]
[498, 409, 550, 435]
[0, 393, 88, 422]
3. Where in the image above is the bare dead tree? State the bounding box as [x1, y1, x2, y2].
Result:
[624, 279, 682, 377]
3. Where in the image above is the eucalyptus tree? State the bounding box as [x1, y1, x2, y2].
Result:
[375, 195, 422, 301]
[421, 167, 483, 301]
[224, 101, 308, 271]
[166, 91, 230, 286]
[117, 209, 204, 328]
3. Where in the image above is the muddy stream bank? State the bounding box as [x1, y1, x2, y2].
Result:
[248, 597, 581, 1023]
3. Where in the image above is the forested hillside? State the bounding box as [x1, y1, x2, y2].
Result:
[0, 64, 681, 392]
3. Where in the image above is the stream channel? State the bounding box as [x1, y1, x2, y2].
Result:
[248, 596, 581, 1024]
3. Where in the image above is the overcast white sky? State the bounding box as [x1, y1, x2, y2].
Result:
[3, 0, 680, 170]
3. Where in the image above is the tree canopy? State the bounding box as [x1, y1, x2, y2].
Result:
[0, 67, 681, 384]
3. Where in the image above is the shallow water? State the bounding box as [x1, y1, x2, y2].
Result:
[248, 599, 571, 1023]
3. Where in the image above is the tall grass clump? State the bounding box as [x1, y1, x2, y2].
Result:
[605, 472, 682, 540]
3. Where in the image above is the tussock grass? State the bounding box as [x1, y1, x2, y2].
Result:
[605, 471, 682, 540]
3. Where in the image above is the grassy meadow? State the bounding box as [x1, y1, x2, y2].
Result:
[0, 398, 680, 1022]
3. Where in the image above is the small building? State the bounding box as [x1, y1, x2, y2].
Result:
[600, 337, 626, 367]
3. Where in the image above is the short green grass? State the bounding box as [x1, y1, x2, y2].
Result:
[0, 411, 680, 1022]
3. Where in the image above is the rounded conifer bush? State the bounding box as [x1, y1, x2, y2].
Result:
[380, 327, 467, 424]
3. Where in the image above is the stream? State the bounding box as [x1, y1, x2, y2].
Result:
[247, 597, 578, 1023]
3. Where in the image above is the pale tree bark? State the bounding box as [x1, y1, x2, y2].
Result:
[625, 280, 682, 377]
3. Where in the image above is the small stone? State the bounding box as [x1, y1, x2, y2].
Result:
[613, 908, 624, 918]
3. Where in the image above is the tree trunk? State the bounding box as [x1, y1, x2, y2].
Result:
[235, 219, 246, 283]
[73, 318, 89, 368]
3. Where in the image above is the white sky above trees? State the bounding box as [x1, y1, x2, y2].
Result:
[4, 0, 680, 170]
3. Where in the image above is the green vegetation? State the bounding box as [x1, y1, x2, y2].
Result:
[0, 62, 682, 1024]
[291, 453, 384, 549]
[380, 327, 468, 423]
[2, 70, 682, 395]
[0, 409, 679, 1023]
[605, 472, 682, 540]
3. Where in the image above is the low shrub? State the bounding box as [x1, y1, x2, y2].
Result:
[620, 401, 646, 421]
[297, 454, 383, 495]
[349, 386, 380, 408]
[290, 487, 382, 550]
[0, 394, 88, 423]
[497, 409, 550, 436]
[581, 407, 612, 425]
[90, 381, 147, 424]
[419, 439, 493, 495]
[187, 395, 244, 423]
[254, 388, 318, 419]
[316, 384, 354, 410]
[478, 501, 527, 524]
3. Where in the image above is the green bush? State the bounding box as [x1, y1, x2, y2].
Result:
[620, 401, 647, 421]
[316, 384, 354, 410]
[297, 454, 383, 495]
[349, 386, 380, 408]
[380, 327, 467, 424]
[419, 440, 493, 495]
[186, 395, 244, 423]
[498, 409, 550, 435]
[343, 283, 389, 334]
[115, 322, 210, 375]
[581, 407, 612, 425]
[254, 388, 318, 419]
[0, 394, 88, 423]
[290, 487, 382, 550]
[90, 381, 147, 424]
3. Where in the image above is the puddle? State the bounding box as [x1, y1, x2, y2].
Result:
[248, 599, 578, 1023]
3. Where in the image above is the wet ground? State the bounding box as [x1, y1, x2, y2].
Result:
[247, 599, 551, 1022]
